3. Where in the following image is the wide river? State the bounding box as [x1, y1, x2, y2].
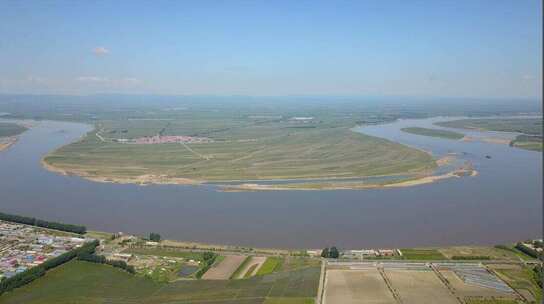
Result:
[0, 117, 541, 249]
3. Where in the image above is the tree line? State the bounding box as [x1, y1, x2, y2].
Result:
[533, 265, 542, 288]
[451, 255, 491, 260]
[77, 253, 135, 274]
[515, 242, 542, 259]
[0, 211, 86, 234]
[0, 240, 98, 295]
[149, 232, 161, 242]
[194, 252, 218, 279]
[321, 247, 340, 259]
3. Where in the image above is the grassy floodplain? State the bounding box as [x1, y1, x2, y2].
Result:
[510, 135, 543, 151]
[401, 127, 465, 140]
[435, 118, 542, 135]
[42, 107, 437, 188]
[436, 118, 542, 151]
[0, 260, 320, 304]
[0, 122, 27, 137]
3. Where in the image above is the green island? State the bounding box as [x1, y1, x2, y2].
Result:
[401, 127, 465, 140]
[436, 118, 542, 151]
[0, 122, 27, 137]
[41, 106, 438, 189]
[0, 122, 28, 151]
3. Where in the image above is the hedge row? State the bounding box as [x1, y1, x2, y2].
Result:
[515, 243, 541, 259]
[194, 252, 218, 279]
[0, 212, 86, 234]
[451, 255, 491, 260]
[0, 240, 98, 295]
[77, 253, 135, 274]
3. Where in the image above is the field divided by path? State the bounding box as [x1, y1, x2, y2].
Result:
[202, 255, 247, 280]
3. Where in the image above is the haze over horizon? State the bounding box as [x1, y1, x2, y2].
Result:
[0, 1, 542, 99]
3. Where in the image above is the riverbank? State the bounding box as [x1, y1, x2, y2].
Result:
[219, 167, 477, 192]
[0, 137, 17, 152]
[41, 158, 201, 185]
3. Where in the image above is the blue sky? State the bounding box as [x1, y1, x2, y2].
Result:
[0, 0, 541, 98]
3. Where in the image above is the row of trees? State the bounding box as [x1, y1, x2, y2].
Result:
[194, 252, 218, 279]
[149, 233, 161, 242]
[0, 212, 86, 234]
[515, 243, 542, 259]
[321, 247, 340, 259]
[0, 240, 98, 295]
[451, 255, 491, 260]
[533, 265, 543, 288]
[77, 253, 135, 274]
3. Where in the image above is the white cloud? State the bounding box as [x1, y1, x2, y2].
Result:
[92, 47, 110, 56]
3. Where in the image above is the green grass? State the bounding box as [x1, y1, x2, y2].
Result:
[213, 255, 226, 266]
[147, 260, 185, 283]
[230, 256, 252, 279]
[400, 248, 447, 260]
[277, 257, 319, 271]
[42, 109, 436, 184]
[123, 247, 207, 261]
[0, 122, 27, 137]
[84, 230, 113, 240]
[494, 266, 542, 303]
[0, 259, 320, 304]
[244, 264, 259, 278]
[510, 135, 542, 152]
[257, 257, 282, 276]
[401, 127, 464, 139]
[0, 260, 161, 304]
[494, 245, 539, 261]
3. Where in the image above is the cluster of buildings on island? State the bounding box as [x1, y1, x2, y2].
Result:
[0, 221, 90, 280]
[114, 135, 213, 144]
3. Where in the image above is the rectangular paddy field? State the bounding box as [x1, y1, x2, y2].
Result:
[440, 269, 516, 299]
[202, 255, 246, 280]
[323, 262, 517, 304]
[324, 268, 397, 304]
[385, 269, 458, 304]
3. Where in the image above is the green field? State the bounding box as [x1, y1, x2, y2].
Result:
[436, 118, 542, 152]
[42, 108, 436, 186]
[257, 258, 283, 276]
[400, 248, 447, 260]
[493, 266, 542, 303]
[401, 127, 464, 140]
[123, 247, 208, 261]
[435, 118, 542, 135]
[0, 260, 320, 304]
[230, 256, 252, 279]
[0, 122, 27, 137]
[510, 135, 543, 152]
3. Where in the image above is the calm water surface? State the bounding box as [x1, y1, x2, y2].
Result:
[0, 118, 541, 249]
